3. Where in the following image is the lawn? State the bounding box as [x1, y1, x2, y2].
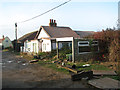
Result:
[77, 64, 111, 71]
[37, 60, 69, 74]
[66, 61, 111, 71]
[37, 59, 112, 75]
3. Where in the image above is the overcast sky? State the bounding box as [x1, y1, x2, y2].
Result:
[0, 0, 119, 40]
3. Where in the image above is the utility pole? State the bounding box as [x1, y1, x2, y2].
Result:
[15, 22, 17, 51]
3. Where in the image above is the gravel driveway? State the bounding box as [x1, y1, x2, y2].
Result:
[2, 51, 90, 88]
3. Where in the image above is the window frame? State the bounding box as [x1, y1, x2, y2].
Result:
[78, 40, 98, 54]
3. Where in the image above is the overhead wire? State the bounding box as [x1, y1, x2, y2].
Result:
[16, 0, 71, 40]
[18, 0, 71, 23]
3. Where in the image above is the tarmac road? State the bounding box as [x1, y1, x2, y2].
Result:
[2, 51, 90, 89]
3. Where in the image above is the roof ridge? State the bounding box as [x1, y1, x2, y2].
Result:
[41, 25, 71, 28]
[41, 25, 80, 38]
[74, 30, 95, 32]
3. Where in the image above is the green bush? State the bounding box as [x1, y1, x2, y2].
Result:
[38, 50, 57, 59]
[58, 47, 72, 59]
[38, 52, 47, 56]
[4, 47, 13, 51]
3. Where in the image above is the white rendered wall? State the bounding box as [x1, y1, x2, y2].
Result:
[42, 39, 51, 52]
[29, 40, 39, 53]
[23, 40, 39, 53]
[38, 28, 50, 39]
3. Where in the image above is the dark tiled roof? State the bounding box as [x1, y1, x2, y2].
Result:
[34, 28, 42, 39]
[41, 26, 80, 38]
[18, 31, 38, 43]
[75, 31, 95, 38]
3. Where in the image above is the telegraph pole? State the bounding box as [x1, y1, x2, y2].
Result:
[15, 23, 17, 51]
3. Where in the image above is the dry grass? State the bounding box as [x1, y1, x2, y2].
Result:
[20, 53, 33, 61]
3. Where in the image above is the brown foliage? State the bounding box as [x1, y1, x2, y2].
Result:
[109, 38, 120, 62]
[92, 29, 120, 62]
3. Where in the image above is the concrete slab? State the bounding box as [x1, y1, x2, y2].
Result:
[93, 70, 117, 76]
[88, 77, 120, 89]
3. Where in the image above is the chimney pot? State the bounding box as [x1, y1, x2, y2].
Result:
[50, 19, 51, 23]
[54, 20, 56, 23]
[51, 19, 53, 23]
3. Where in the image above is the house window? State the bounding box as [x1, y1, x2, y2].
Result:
[79, 46, 91, 53]
[43, 44, 46, 51]
[25, 42, 27, 48]
[78, 41, 98, 54]
[6, 40, 8, 42]
[78, 41, 89, 46]
[91, 41, 98, 46]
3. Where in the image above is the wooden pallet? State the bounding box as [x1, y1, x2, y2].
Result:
[71, 71, 93, 81]
[88, 77, 120, 89]
[57, 64, 93, 81]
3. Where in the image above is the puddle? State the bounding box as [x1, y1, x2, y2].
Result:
[2, 66, 6, 68]
[17, 61, 21, 63]
[0, 62, 5, 65]
[22, 63, 29, 66]
[7, 61, 13, 63]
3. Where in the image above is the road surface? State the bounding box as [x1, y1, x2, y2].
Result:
[2, 51, 90, 88]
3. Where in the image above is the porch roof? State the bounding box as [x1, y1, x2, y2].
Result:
[56, 37, 74, 42]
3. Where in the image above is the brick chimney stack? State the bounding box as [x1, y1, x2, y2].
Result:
[49, 19, 57, 27]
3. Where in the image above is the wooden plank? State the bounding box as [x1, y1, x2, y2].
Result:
[88, 77, 120, 89]
[58, 65, 84, 74]
[57, 64, 79, 74]
[62, 66, 78, 74]
[93, 70, 117, 76]
[29, 59, 39, 63]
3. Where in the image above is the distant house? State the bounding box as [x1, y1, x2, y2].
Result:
[0, 36, 13, 49]
[18, 19, 99, 62]
[18, 31, 38, 53]
[0, 38, 3, 49]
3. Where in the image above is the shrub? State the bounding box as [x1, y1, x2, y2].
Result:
[59, 47, 72, 59]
